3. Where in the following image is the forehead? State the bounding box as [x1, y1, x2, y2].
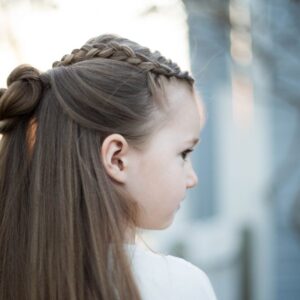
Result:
[148, 79, 204, 144]
[163, 79, 203, 131]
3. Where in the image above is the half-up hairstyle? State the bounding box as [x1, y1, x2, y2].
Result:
[0, 34, 194, 300]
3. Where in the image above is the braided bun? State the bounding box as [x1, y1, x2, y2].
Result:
[0, 64, 43, 133]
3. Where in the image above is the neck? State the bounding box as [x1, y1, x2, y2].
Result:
[124, 226, 137, 244]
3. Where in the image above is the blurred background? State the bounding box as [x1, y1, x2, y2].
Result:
[1, 0, 300, 299]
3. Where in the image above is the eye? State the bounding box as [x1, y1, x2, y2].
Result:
[181, 149, 193, 161]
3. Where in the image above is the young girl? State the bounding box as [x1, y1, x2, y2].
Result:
[0, 34, 217, 300]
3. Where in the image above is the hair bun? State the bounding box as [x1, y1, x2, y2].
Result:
[7, 64, 40, 86]
[0, 64, 43, 133]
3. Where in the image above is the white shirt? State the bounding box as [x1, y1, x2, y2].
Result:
[124, 243, 217, 300]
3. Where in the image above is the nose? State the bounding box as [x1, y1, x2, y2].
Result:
[186, 166, 198, 189]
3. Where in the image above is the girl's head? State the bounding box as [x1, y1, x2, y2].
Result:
[120, 76, 203, 233]
[0, 34, 204, 299]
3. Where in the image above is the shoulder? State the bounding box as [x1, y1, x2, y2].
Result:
[126, 244, 217, 300]
[164, 254, 217, 300]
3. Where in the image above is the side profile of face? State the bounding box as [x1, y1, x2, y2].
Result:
[101, 80, 205, 234]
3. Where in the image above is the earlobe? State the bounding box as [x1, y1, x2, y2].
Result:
[101, 134, 129, 183]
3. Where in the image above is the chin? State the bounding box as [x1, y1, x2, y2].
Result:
[141, 219, 174, 231]
[159, 223, 172, 230]
[159, 217, 175, 230]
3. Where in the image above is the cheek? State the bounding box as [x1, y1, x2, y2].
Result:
[143, 157, 186, 197]
[141, 155, 176, 182]
[129, 152, 186, 203]
[134, 158, 186, 229]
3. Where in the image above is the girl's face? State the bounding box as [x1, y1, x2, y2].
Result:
[126, 81, 204, 230]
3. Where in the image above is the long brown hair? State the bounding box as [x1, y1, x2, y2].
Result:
[0, 34, 194, 299]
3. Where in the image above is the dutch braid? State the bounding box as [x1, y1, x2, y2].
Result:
[52, 35, 194, 83]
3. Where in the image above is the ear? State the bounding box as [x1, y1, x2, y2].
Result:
[101, 134, 129, 183]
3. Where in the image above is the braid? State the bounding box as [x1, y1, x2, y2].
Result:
[52, 35, 194, 83]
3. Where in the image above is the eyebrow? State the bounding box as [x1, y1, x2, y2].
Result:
[186, 137, 200, 146]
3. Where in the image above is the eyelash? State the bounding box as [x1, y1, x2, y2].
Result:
[181, 149, 193, 161]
